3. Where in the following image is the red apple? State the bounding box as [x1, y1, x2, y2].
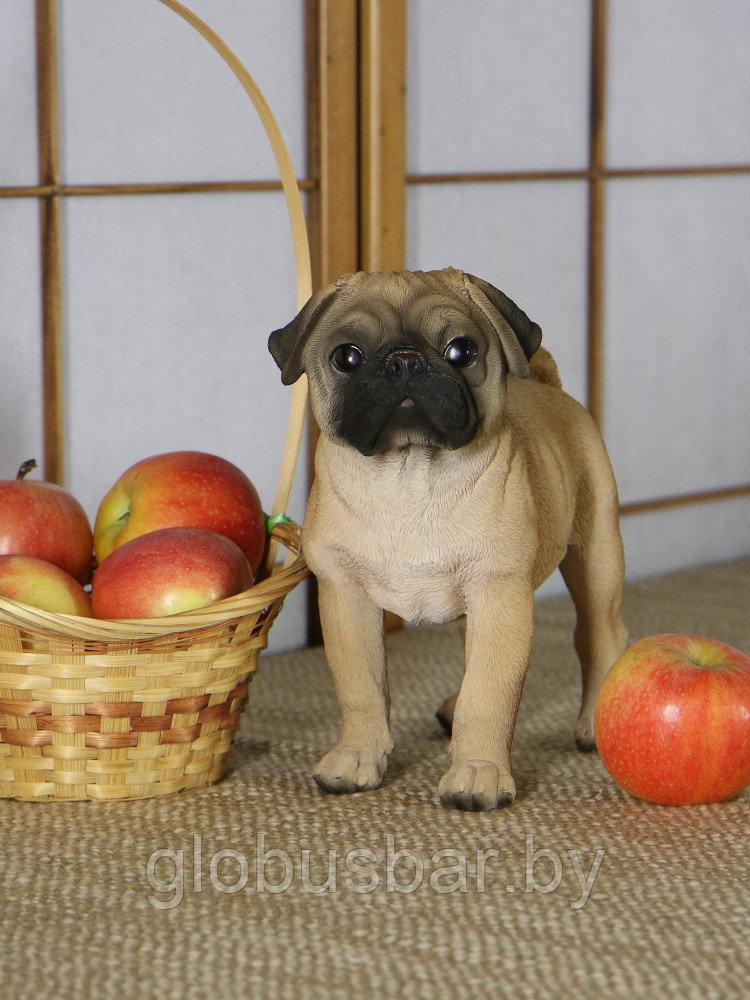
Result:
[91, 526, 253, 619]
[94, 451, 266, 575]
[0, 460, 93, 585]
[594, 634, 750, 805]
[0, 554, 93, 616]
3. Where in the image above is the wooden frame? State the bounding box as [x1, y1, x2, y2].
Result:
[304, 0, 407, 641]
[305, 0, 407, 282]
[305, 0, 359, 293]
[3, 0, 746, 643]
[586, 0, 608, 429]
[358, 0, 406, 271]
[12, 0, 317, 485]
[359, 0, 407, 632]
[304, 0, 360, 643]
[404, 0, 750, 518]
[34, 0, 63, 486]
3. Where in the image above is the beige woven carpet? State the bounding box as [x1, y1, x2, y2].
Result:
[1, 559, 748, 1000]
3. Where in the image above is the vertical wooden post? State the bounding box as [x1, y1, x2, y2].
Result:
[35, 0, 64, 485]
[305, 0, 361, 644]
[359, 0, 407, 271]
[360, 0, 407, 632]
[305, 0, 407, 641]
[305, 0, 360, 292]
[586, 0, 607, 428]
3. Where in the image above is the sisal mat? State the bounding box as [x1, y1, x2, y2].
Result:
[0, 558, 747, 1000]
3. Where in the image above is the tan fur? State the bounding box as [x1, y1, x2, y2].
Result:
[529, 346, 562, 389]
[273, 268, 627, 810]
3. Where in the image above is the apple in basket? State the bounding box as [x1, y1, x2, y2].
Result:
[0, 554, 93, 616]
[90, 526, 254, 619]
[93, 451, 266, 575]
[594, 634, 750, 805]
[0, 460, 94, 585]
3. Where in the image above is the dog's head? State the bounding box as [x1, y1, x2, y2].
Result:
[268, 268, 542, 457]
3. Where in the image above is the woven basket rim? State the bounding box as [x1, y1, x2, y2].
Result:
[0, 520, 305, 642]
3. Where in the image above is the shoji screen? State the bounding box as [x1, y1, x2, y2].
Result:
[405, 0, 750, 597]
[0, 0, 309, 650]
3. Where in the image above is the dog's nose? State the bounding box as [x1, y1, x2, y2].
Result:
[385, 350, 424, 376]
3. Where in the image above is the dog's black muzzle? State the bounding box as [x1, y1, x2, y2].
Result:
[333, 342, 480, 456]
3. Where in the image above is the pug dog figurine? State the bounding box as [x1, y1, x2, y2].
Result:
[269, 268, 627, 811]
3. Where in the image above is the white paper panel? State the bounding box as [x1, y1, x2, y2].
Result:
[406, 0, 590, 174]
[619, 497, 750, 585]
[603, 175, 750, 505]
[607, 0, 750, 167]
[536, 496, 750, 606]
[407, 182, 589, 404]
[58, 0, 305, 185]
[63, 191, 308, 651]
[0, 0, 38, 185]
[0, 200, 44, 474]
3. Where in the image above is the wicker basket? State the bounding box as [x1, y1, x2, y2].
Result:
[0, 0, 310, 801]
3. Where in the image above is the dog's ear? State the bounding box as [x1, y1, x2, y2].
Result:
[268, 281, 342, 385]
[462, 273, 542, 379]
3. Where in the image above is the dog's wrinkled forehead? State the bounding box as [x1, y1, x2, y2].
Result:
[314, 270, 478, 349]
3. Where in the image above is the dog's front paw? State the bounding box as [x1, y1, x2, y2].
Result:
[313, 746, 388, 795]
[438, 760, 516, 811]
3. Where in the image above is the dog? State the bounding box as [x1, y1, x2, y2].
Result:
[269, 267, 627, 811]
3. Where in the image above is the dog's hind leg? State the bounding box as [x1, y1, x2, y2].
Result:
[436, 691, 458, 734]
[559, 507, 628, 751]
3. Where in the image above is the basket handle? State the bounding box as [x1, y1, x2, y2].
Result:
[156, 1, 311, 569]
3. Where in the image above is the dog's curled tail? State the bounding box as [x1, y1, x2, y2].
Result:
[530, 346, 562, 390]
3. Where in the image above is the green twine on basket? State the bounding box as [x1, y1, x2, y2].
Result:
[264, 512, 293, 534]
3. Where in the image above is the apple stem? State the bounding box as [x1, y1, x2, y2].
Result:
[16, 459, 38, 481]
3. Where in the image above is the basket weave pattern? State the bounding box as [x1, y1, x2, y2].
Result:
[0, 522, 305, 800]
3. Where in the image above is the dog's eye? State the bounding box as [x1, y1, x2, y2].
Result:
[330, 344, 365, 373]
[443, 337, 478, 368]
